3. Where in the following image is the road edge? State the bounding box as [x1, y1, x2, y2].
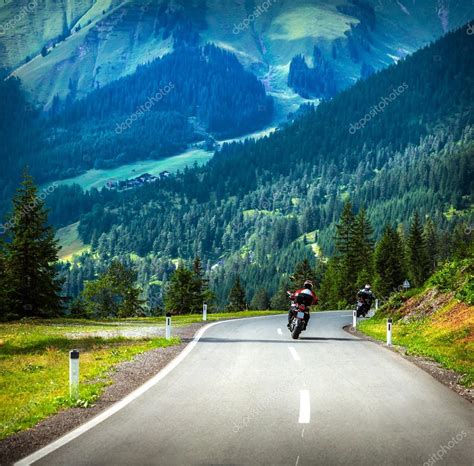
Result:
[344, 324, 473, 403]
[13, 314, 283, 466]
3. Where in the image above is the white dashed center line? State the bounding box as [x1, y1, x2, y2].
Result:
[277, 328, 283, 335]
[299, 390, 311, 424]
[288, 346, 300, 361]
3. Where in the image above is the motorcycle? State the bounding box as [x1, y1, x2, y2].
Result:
[355, 297, 370, 317]
[287, 292, 310, 339]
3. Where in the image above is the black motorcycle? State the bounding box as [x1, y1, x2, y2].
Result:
[355, 297, 370, 317]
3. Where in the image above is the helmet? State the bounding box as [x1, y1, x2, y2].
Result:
[365, 284, 371, 290]
[304, 280, 313, 289]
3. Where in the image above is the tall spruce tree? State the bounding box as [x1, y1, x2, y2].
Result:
[333, 201, 357, 303]
[227, 275, 247, 311]
[407, 213, 430, 287]
[6, 170, 62, 318]
[0, 239, 7, 319]
[164, 264, 195, 314]
[351, 208, 374, 286]
[374, 225, 406, 297]
[190, 256, 215, 311]
[291, 258, 316, 289]
[424, 218, 439, 274]
[250, 288, 271, 310]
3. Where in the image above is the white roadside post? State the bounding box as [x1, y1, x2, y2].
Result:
[375, 299, 379, 312]
[69, 350, 80, 400]
[352, 309, 357, 328]
[165, 312, 172, 340]
[203, 303, 208, 321]
[386, 318, 393, 346]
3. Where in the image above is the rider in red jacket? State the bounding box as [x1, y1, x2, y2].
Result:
[288, 280, 318, 329]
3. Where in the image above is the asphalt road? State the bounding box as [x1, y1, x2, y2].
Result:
[18, 312, 473, 466]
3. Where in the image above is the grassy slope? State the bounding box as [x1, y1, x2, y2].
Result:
[358, 262, 473, 387]
[0, 310, 284, 439]
[56, 222, 90, 262]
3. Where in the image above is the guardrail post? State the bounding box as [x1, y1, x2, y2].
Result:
[386, 318, 392, 346]
[69, 350, 80, 400]
[165, 312, 172, 340]
[203, 303, 208, 321]
[352, 309, 357, 328]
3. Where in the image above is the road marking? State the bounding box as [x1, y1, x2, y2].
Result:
[301, 428, 305, 438]
[299, 390, 310, 424]
[14, 314, 279, 466]
[277, 328, 283, 335]
[288, 346, 300, 361]
[295, 455, 300, 466]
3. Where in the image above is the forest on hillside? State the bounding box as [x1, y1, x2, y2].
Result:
[46, 24, 474, 308]
[0, 43, 273, 215]
[0, 24, 473, 311]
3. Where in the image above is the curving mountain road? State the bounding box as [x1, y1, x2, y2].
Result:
[17, 312, 473, 466]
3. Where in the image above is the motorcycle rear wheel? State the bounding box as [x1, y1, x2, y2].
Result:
[291, 320, 303, 339]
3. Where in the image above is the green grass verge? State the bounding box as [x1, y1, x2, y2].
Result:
[0, 310, 284, 440]
[0, 322, 180, 440]
[358, 303, 473, 388]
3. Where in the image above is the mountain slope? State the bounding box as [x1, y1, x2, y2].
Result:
[7, 0, 474, 120]
[50, 23, 474, 306]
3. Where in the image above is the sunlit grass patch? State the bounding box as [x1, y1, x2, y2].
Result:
[0, 321, 180, 440]
[359, 298, 474, 387]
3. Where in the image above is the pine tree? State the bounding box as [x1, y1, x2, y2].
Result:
[351, 208, 374, 286]
[250, 288, 271, 310]
[0, 239, 8, 320]
[270, 277, 292, 310]
[374, 225, 406, 297]
[424, 218, 439, 274]
[407, 213, 430, 287]
[291, 258, 316, 289]
[333, 201, 357, 303]
[227, 275, 247, 311]
[6, 170, 62, 318]
[164, 264, 195, 314]
[190, 256, 215, 311]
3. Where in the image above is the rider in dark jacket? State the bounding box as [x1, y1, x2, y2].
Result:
[357, 284, 375, 316]
[287, 280, 318, 329]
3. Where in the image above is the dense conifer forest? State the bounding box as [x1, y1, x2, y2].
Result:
[1, 24, 473, 313]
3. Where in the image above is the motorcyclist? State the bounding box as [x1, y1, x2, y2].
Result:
[287, 280, 318, 330]
[356, 284, 376, 317]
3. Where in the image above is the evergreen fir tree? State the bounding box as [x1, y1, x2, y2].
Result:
[0, 239, 8, 319]
[227, 275, 247, 311]
[190, 256, 215, 311]
[333, 201, 357, 303]
[6, 169, 62, 318]
[351, 208, 374, 286]
[407, 213, 430, 287]
[270, 277, 292, 310]
[164, 264, 195, 314]
[291, 258, 316, 289]
[374, 225, 406, 297]
[250, 288, 271, 310]
[424, 218, 439, 274]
